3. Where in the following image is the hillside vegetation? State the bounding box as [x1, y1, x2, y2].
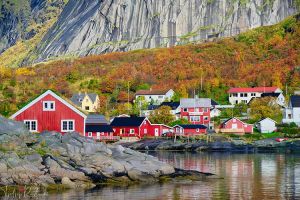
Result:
[0, 14, 300, 116]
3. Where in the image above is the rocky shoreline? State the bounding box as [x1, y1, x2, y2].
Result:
[121, 138, 300, 153]
[0, 116, 217, 193]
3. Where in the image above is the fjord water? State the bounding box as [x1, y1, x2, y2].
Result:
[47, 152, 300, 200]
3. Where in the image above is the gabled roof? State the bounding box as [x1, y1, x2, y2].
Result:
[261, 93, 281, 98]
[228, 87, 280, 93]
[222, 117, 246, 125]
[110, 117, 147, 127]
[70, 93, 98, 106]
[180, 98, 211, 108]
[10, 90, 87, 119]
[174, 124, 207, 129]
[257, 118, 277, 124]
[135, 89, 172, 96]
[211, 99, 219, 106]
[86, 114, 108, 124]
[290, 95, 300, 108]
[86, 124, 113, 132]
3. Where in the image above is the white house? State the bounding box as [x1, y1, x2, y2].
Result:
[141, 102, 181, 120]
[261, 93, 286, 107]
[135, 89, 174, 105]
[228, 87, 283, 105]
[256, 118, 277, 133]
[210, 108, 221, 118]
[282, 95, 300, 126]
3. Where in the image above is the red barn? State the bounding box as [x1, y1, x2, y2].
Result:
[111, 117, 152, 139]
[180, 98, 211, 126]
[10, 90, 86, 135]
[219, 117, 253, 135]
[173, 124, 207, 136]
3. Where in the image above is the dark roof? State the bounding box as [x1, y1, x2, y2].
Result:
[261, 93, 280, 98]
[86, 114, 108, 124]
[70, 93, 98, 106]
[211, 99, 219, 106]
[160, 102, 180, 110]
[147, 105, 160, 110]
[147, 102, 180, 110]
[86, 125, 113, 132]
[175, 124, 207, 129]
[110, 117, 146, 127]
[290, 95, 300, 107]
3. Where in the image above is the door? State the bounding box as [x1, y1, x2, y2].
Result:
[97, 132, 100, 139]
[155, 128, 159, 137]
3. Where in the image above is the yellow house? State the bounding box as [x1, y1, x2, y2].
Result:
[70, 92, 100, 112]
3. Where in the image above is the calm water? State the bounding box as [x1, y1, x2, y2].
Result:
[43, 152, 300, 199]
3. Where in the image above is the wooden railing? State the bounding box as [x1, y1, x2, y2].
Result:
[96, 136, 120, 141]
[219, 128, 245, 133]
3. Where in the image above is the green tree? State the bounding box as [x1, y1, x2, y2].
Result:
[149, 106, 175, 125]
[168, 118, 190, 127]
[249, 97, 282, 122]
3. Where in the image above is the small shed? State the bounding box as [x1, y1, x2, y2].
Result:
[256, 118, 277, 133]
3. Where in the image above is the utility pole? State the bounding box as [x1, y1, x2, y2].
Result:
[127, 81, 130, 114]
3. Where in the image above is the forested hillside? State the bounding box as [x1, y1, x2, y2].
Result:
[0, 14, 300, 116]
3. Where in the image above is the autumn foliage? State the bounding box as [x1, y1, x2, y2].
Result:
[1, 15, 300, 116]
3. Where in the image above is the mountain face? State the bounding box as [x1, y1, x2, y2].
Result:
[29, 0, 298, 63]
[0, 0, 298, 65]
[0, 0, 65, 55]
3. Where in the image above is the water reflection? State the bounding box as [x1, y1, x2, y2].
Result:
[42, 152, 300, 200]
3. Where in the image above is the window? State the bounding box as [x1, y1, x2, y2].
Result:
[232, 124, 238, 129]
[183, 108, 188, 112]
[43, 101, 55, 111]
[85, 106, 90, 111]
[158, 96, 164, 99]
[196, 128, 199, 132]
[195, 108, 199, 112]
[190, 116, 200, 122]
[203, 108, 208, 112]
[244, 93, 248, 97]
[204, 116, 209, 121]
[24, 120, 37, 132]
[88, 132, 93, 137]
[240, 93, 244, 97]
[233, 93, 238, 97]
[233, 119, 236, 122]
[242, 100, 247, 103]
[251, 93, 256, 97]
[144, 129, 147, 134]
[61, 120, 75, 132]
[130, 129, 135, 134]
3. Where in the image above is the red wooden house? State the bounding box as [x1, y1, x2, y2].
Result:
[110, 117, 151, 139]
[148, 124, 172, 137]
[85, 114, 118, 141]
[180, 98, 211, 126]
[110, 116, 172, 139]
[219, 117, 253, 135]
[173, 124, 207, 136]
[10, 90, 87, 135]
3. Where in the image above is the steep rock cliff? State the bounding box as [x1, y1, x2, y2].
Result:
[31, 0, 298, 63]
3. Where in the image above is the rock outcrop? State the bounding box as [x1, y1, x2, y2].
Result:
[31, 0, 298, 63]
[0, 116, 214, 188]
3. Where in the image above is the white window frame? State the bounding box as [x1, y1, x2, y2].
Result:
[24, 120, 38, 132]
[183, 108, 188, 112]
[196, 128, 200, 132]
[88, 132, 93, 137]
[61, 120, 75, 132]
[43, 101, 55, 111]
[97, 132, 101, 139]
[130, 129, 135, 134]
[144, 129, 147, 134]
